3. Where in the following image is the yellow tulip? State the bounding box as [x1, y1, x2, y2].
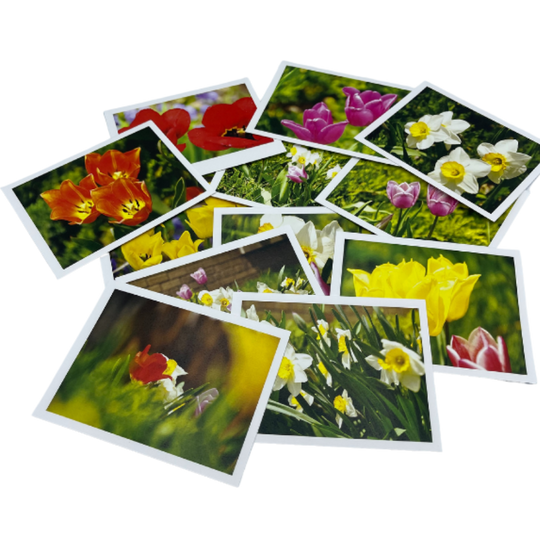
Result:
[204, 196, 241, 208]
[185, 205, 214, 239]
[121, 230, 164, 271]
[162, 230, 203, 260]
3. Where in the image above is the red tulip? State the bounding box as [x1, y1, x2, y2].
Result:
[85, 148, 141, 186]
[129, 344, 172, 385]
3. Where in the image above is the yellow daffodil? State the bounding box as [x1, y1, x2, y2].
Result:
[162, 230, 203, 260]
[121, 230, 164, 271]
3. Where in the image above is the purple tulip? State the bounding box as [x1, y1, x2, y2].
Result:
[281, 102, 348, 144]
[426, 185, 460, 217]
[194, 388, 219, 417]
[286, 163, 308, 184]
[342, 87, 398, 127]
[176, 284, 192, 300]
[190, 267, 207, 284]
[386, 180, 421, 209]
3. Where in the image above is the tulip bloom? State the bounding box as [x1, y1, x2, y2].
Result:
[129, 344, 186, 385]
[190, 267, 207, 284]
[162, 231, 203, 260]
[342, 87, 397, 127]
[184, 196, 237, 239]
[286, 163, 308, 183]
[85, 148, 141, 186]
[426, 185, 459, 217]
[386, 180, 421, 209]
[176, 284, 193, 300]
[281, 102, 348, 144]
[41, 174, 100, 225]
[188, 97, 272, 151]
[91, 178, 153, 226]
[447, 327, 511, 373]
[119, 108, 191, 152]
[194, 388, 219, 417]
[121, 230, 164, 271]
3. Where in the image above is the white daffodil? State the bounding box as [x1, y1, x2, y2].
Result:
[439, 111, 470, 146]
[273, 343, 313, 396]
[260, 188, 273, 206]
[288, 390, 314, 412]
[280, 276, 310, 295]
[296, 220, 343, 272]
[326, 165, 342, 180]
[258, 214, 305, 234]
[427, 147, 491, 194]
[365, 339, 425, 392]
[334, 389, 357, 428]
[405, 114, 447, 150]
[287, 145, 321, 167]
[198, 287, 234, 311]
[256, 282, 279, 294]
[245, 304, 260, 322]
[335, 328, 358, 369]
[311, 319, 331, 347]
[317, 361, 333, 387]
[477, 139, 532, 184]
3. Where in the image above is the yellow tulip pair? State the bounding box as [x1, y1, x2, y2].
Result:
[348, 255, 480, 336]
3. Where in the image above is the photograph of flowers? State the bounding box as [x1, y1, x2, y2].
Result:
[35, 287, 288, 485]
[105, 80, 283, 175]
[358, 83, 540, 220]
[6, 125, 209, 275]
[232, 293, 439, 449]
[334, 234, 534, 382]
[317, 156, 522, 246]
[248, 62, 410, 156]
[124, 230, 324, 312]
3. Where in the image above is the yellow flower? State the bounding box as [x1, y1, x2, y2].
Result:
[121, 230, 164, 271]
[185, 197, 243, 239]
[162, 231, 203, 260]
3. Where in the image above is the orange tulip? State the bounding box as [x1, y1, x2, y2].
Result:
[85, 148, 141, 186]
[41, 174, 100, 225]
[92, 178, 152, 226]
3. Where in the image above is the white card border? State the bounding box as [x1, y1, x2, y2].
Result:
[331, 231, 536, 384]
[231, 291, 442, 451]
[103, 77, 286, 176]
[355, 81, 540, 221]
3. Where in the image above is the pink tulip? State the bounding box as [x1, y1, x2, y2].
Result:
[342, 87, 398, 127]
[386, 180, 420, 209]
[447, 327, 511, 373]
[194, 388, 219, 417]
[426, 185, 459, 217]
[286, 163, 308, 183]
[176, 284, 192, 300]
[190, 267, 207, 285]
[281, 102, 348, 144]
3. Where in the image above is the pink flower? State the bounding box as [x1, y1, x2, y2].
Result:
[281, 102, 348, 144]
[342, 87, 398, 127]
[310, 262, 330, 296]
[386, 180, 421, 209]
[190, 267, 207, 284]
[447, 327, 511, 373]
[426, 185, 460, 217]
[286, 163, 308, 183]
[176, 284, 192, 300]
[194, 388, 219, 417]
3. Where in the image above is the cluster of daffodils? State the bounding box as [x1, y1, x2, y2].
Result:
[348, 254, 480, 337]
[285, 145, 342, 185]
[404, 112, 532, 194]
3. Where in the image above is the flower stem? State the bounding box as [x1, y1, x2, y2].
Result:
[427, 215, 439, 240]
[393, 208, 403, 235]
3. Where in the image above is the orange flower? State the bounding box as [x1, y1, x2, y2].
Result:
[85, 148, 141, 186]
[41, 174, 100, 225]
[92, 178, 152, 226]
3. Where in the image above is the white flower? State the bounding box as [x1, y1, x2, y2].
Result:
[296, 220, 343, 272]
[159, 362, 187, 402]
[477, 139, 532, 184]
[287, 145, 321, 167]
[256, 282, 279, 294]
[438, 111, 470, 146]
[273, 343, 313, 396]
[198, 287, 234, 311]
[405, 114, 447, 150]
[288, 390, 314, 412]
[427, 147, 491, 194]
[311, 319, 331, 347]
[245, 304, 260, 322]
[335, 328, 358, 369]
[280, 277, 310, 295]
[258, 214, 305, 234]
[260, 188, 273, 206]
[317, 361, 333, 387]
[365, 339, 425, 392]
[326, 165, 342, 180]
[334, 389, 357, 428]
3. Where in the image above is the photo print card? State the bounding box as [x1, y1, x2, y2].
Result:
[247, 61, 411, 158]
[231, 293, 441, 451]
[3, 123, 210, 278]
[357, 82, 540, 221]
[34, 284, 290, 486]
[212, 206, 369, 294]
[332, 232, 535, 383]
[120, 227, 327, 313]
[315, 156, 531, 248]
[104, 79, 285, 176]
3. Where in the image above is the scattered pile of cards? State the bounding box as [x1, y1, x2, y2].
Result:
[5, 61, 537, 486]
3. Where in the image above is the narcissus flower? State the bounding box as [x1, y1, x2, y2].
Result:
[333, 389, 357, 428]
[273, 343, 313, 396]
[446, 327, 511, 373]
[311, 319, 331, 347]
[281, 102, 348, 144]
[335, 328, 357, 369]
[428, 147, 491, 195]
[296, 220, 343, 272]
[342, 87, 398, 127]
[176, 284, 192, 300]
[258, 214, 305, 234]
[85, 148, 141, 186]
[366, 340, 425, 392]
[405, 114, 447, 150]
[188, 97, 272, 151]
[92, 178, 153, 225]
[190, 267, 207, 284]
[426, 185, 459, 217]
[326, 165, 342, 180]
[438, 111, 470, 145]
[121, 230, 164, 271]
[286, 163, 308, 183]
[477, 139, 532, 184]
[257, 282, 279, 294]
[317, 361, 332, 387]
[287, 145, 321, 167]
[119, 109, 191, 152]
[162, 231, 203, 260]
[288, 390, 314, 412]
[198, 287, 234, 311]
[41, 174, 100, 225]
[386, 180, 421, 209]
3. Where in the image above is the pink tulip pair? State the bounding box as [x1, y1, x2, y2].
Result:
[386, 181, 459, 217]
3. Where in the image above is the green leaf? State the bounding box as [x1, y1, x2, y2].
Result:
[266, 399, 320, 425]
[171, 177, 186, 208]
[69, 237, 104, 252]
[321, 258, 333, 284]
[373, 307, 397, 341]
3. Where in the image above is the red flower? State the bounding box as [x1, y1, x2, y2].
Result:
[85, 148, 141, 186]
[129, 344, 172, 385]
[91, 178, 152, 226]
[119, 109, 191, 152]
[188, 97, 273, 151]
[186, 186, 205, 200]
[41, 174, 100, 225]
